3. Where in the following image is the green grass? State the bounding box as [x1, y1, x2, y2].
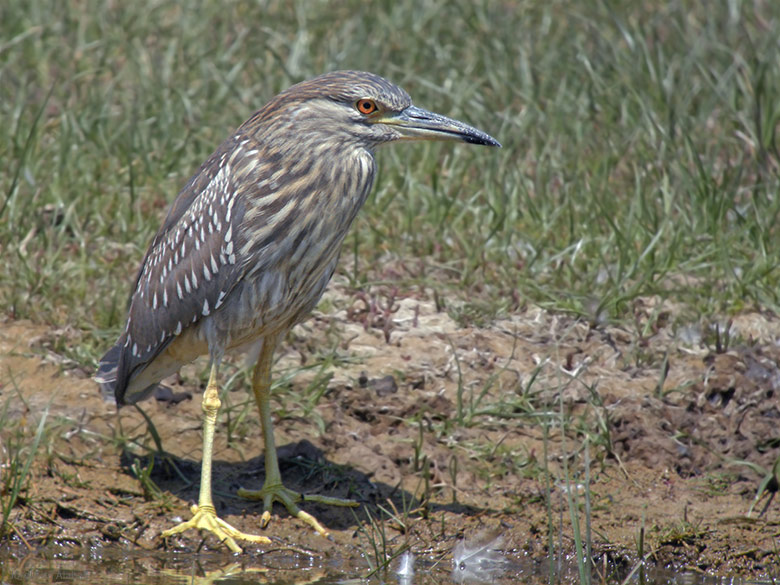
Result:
[0, 395, 49, 540]
[2, 0, 779, 359]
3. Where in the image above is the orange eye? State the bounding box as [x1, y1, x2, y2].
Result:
[356, 99, 378, 115]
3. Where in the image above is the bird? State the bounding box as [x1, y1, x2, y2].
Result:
[96, 70, 500, 553]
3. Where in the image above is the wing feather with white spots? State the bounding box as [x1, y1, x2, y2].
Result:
[105, 136, 261, 404]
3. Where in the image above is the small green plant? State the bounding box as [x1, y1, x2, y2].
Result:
[616, 510, 651, 585]
[0, 402, 49, 539]
[695, 472, 738, 497]
[575, 381, 619, 469]
[701, 318, 739, 354]
[541, 422, 556, 579]
[218, 366, 256, 448]
[353, 498, 415, 579]
[560, 431, 592, 585]
[730, 456, 780, 518]
[449, 332, 519, 427]
[129, 455, 165, 503]
[654, 518, 708, 547]
[447, 300, 499, 329]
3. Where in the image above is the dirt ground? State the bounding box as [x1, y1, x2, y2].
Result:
[1, 284, 779, 580]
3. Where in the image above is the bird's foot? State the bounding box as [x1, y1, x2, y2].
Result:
[161, 504, 271, 553]
[237, 482, 358, 537]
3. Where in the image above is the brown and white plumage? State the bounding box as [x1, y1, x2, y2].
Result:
[97, 72, 415, 402]
[95, 70, 499, 552]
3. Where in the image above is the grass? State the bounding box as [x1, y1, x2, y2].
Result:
[354, 491, 421, 578]
[2, 1, 779, 349]
[2, 0, 780, 576]
[0, 396, 49, 541]
[731, 456, 780, 518]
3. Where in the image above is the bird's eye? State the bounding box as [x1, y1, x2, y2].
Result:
[356, 99, 378, 115]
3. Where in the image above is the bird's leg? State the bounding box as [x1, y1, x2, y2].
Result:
[237, 337, 358, 537]
[161, 362, 271, 553]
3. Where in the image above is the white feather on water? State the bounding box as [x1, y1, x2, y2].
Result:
[396, 551, 415, 576]
[395, 550, 414, 578]
[452, 534, 508, 583]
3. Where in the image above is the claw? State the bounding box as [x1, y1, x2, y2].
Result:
[162, 504, 271, 553]
[238, 483, 358, 537]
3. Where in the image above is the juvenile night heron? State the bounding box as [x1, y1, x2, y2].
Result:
[96, 70, 500, 552]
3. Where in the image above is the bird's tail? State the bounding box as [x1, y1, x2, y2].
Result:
[94, 342, 121, 404]
[95, 337, 163, 405]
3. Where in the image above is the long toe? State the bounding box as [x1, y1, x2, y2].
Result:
[237, 483, 358, 537]
[161, 504, 271, 553]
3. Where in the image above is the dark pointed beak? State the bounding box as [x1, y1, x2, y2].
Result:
[378, 105, 501, 147]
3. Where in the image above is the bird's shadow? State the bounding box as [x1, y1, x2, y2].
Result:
[120, 439, 483, 533]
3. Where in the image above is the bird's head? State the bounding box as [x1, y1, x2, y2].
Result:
[256, 70, 501, 151]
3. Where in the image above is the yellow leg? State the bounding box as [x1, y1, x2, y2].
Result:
[237, 336, 358, 536]
[161, 362, 271, 553]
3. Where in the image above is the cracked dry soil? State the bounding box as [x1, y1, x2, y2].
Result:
[1, 285, 779, 578]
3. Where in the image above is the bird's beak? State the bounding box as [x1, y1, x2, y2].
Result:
[377, 105, 501, 147]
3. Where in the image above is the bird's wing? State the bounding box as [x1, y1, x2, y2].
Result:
[106, 135, 262, 402]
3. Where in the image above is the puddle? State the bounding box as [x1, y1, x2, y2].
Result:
[0, 546, 772, 585]
[0, 548, 508, 585]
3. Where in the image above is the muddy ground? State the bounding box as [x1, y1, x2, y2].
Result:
[1, 283, 779, 579]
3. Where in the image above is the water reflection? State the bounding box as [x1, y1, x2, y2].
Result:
[0, 545, 768, 585]
[2, 548, 326, 585]
[0, 547, 504, 585]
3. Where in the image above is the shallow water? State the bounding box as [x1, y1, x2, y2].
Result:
[0, 546, 771, 585]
